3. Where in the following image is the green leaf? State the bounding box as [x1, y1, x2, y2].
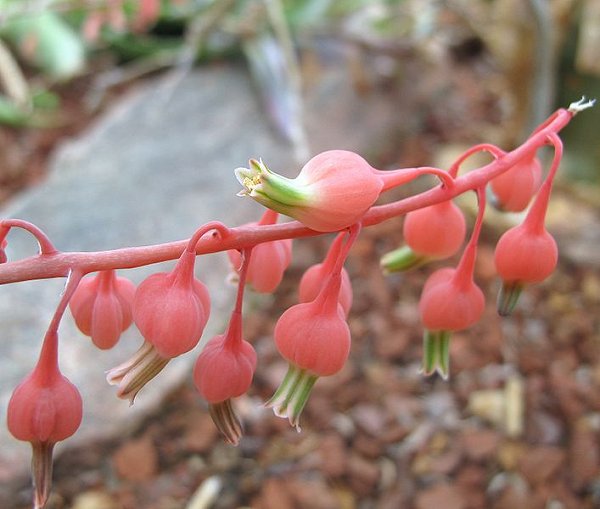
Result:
[2, 12, 85, 80]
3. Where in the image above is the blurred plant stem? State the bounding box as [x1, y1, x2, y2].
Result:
[264, 0, 309, 163]
[526, 0, 555, 135]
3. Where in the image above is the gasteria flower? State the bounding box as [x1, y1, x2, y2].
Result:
[495, 136, 562, 315]
[235, 150, 384, 232]
[267, 271, 350, 429]
[227, 210, 292, 293]
[494, 224, 557, 315]
[69, 270, 136, 349]
[489, 154, 542, 212]
[418, 267, 485, 379]
[107, 249, 210, 403]
[193, 310, 257, 445]
[381, 200, 466, 272]
[7, 331, 82, 509]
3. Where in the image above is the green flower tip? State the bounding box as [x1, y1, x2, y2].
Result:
[380, 245, 427, 273]
[235, 158, 270, 198]
[265, 363, 318, 432]
[421, 330, 451, 380]
[497, 281, 523, 317]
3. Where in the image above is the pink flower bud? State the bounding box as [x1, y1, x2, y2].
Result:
[419, 268, 485, 332]
[7, 331, 82, 508]
[193, 314, 257, 404]
[494, 223, 557, 315]
[236, 150, 384, 232]
[193, 312, 257, 445]
[228, 211, 292, 293]
[418, 267, 485, 379]
[69, 270, 136, 349]
[489, 155, 542, 212]
[267, 273, 350, 429]
[133, 251, 210, 358]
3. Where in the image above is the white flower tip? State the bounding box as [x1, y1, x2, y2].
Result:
[568, 96, 596, 114]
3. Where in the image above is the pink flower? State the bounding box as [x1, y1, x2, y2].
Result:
[7, 331, 82, 509]
[69, 270, 136, 349]
[193, 311, 257, 445]
[236, 150, 384, 232]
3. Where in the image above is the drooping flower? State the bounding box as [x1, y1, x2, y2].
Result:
[107, 249, 210, 403]
[494, 136, 562, 315]
[267, 226, 359, 429]
[193, 310, 257, 445]
[69, 270, 136, 349]
[7, 331, 82, 509]
[494, 224, 557, 315]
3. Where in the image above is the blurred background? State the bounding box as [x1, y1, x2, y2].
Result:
[0, 1, 599, 508]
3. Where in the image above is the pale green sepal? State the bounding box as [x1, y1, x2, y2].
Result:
[497, 281, 524, 317]
[380, 245, 428, 273]
[235, 158, 310, 208]
[265, 363, 318, 432]
[420, 330, 451, 380]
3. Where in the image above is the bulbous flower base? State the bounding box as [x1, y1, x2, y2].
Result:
[106, 342, 169, 404]
[208, 400, 243, 446]
[421, 330, 451, 380]
[266, 363, 318, 431]
[497, 281, 524, 317]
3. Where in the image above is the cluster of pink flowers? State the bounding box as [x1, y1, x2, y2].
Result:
[0, 98, 594, 508]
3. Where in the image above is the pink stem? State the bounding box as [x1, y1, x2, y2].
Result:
[375, 166, 454, 191]
[0, 219, 58, 255]
[523, 133, 563, 234]
[453, 187, 486, 291]
[225, 248, 252, 348]
[448, 143, 506, 178]
[0, 107, 579, 286]
[34, 270, 83, 385]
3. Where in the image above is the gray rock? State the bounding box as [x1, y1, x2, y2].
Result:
[0, 61, 404, 497]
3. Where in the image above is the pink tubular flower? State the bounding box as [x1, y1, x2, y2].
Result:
[235, 150, 384, 232]
[69, 270, 136, 349]
[381, 200, 466, 272]
[267, 226, 359, 430]
[7, 331, 82, 509]
[417, 188, 487, 379]
[494, 134, 562, 315]
[107, 248, 211, 404]
[228, 210, 292, 293]
[193, 311, 257, 445]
